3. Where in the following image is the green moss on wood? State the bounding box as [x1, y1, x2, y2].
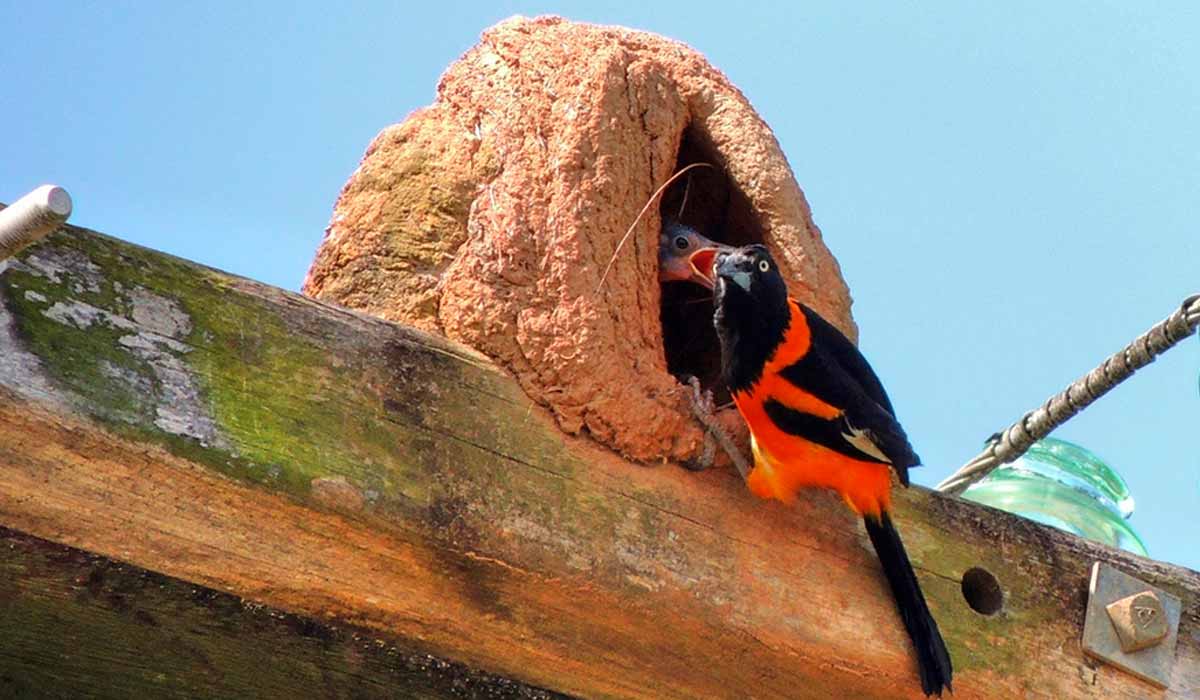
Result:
[2, 232, 425, 505]
[3, 266, 158, 424]
[0, 227, 728, 611]
[1, 228, 590, 528]
[897, 495, 1068, 688]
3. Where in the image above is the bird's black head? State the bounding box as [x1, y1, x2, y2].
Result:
[712, 244, 792, 392]
[713, 244, 788, 306]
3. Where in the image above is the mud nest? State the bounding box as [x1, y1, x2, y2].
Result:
[304, 16, 854, 463]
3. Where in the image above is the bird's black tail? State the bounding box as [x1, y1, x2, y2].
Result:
[864, 512, 953, 697]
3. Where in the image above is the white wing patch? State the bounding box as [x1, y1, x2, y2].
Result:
[750, 433, 770, 472]
[749, 434, 788, 500]
[842, 418, 892, 464]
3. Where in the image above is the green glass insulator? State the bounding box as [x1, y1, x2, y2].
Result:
[961, 437, 1147, 555]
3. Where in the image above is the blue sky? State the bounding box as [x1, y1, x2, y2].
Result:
[3, 2, 1197, 570]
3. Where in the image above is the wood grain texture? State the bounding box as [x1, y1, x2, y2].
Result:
[0, 527, 562, 699]
[0, 223, 1196, 699]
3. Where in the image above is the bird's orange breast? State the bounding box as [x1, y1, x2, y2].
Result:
[733, 306, 894, 518]
[735, 391, 893, 518]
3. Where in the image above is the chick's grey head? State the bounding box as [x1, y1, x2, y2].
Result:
[658, 220, 731, 289]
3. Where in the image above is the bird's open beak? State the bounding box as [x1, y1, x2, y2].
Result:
[714, 251, 752, 291]
[687, 247, 720, 289]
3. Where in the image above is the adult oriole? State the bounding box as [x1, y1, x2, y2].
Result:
[710, 244, 953, 696]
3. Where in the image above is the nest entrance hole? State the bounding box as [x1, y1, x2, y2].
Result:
[659, 124, 768, 405]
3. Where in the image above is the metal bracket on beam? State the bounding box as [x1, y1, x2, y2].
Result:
[1082, 562, 1181, 689]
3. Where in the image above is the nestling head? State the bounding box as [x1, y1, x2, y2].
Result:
[658, 220, 731, 289]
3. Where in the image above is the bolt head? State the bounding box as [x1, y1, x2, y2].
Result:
[1106, 590, 1168, 652]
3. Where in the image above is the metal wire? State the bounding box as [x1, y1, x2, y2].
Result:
[937, 294, 1200, 495]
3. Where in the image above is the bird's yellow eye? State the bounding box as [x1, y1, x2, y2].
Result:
[758, 260, 770, 273]
[674, 236, 689, 250]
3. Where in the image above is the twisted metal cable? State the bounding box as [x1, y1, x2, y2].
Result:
[937, 293, 1200, 495]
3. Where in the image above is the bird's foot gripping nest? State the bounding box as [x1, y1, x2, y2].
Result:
[683, 376, 750, 480]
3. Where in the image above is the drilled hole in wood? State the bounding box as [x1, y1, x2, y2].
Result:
[961, 566, 1003, 615]
[659, 123, 767, 405]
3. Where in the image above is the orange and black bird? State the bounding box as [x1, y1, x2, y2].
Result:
[710, 244, 953, 696]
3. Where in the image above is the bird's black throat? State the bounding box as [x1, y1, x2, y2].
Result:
[713, 277, 791, 395]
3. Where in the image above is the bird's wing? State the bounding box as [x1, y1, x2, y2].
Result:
[797, 301, 896, 417]
[764, 305, 920, 483]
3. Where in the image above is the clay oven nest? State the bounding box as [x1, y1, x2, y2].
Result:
[304, 16, 854, 463]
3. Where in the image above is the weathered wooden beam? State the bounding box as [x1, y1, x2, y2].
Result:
[0, 527, 561, 699]
[0, 220, 1196, 699]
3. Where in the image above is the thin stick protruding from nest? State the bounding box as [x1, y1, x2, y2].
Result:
[677, 172, 693, 220]
[595, 162, 715, 293]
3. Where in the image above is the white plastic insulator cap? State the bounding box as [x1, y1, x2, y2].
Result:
[41, 185, 73, 218]
[0, 184, 73, 261]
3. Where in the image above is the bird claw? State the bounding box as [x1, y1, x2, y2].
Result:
[682, 376, 751, 480]
[683, 437, 717, 471]
[683, 376, 716, 471]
